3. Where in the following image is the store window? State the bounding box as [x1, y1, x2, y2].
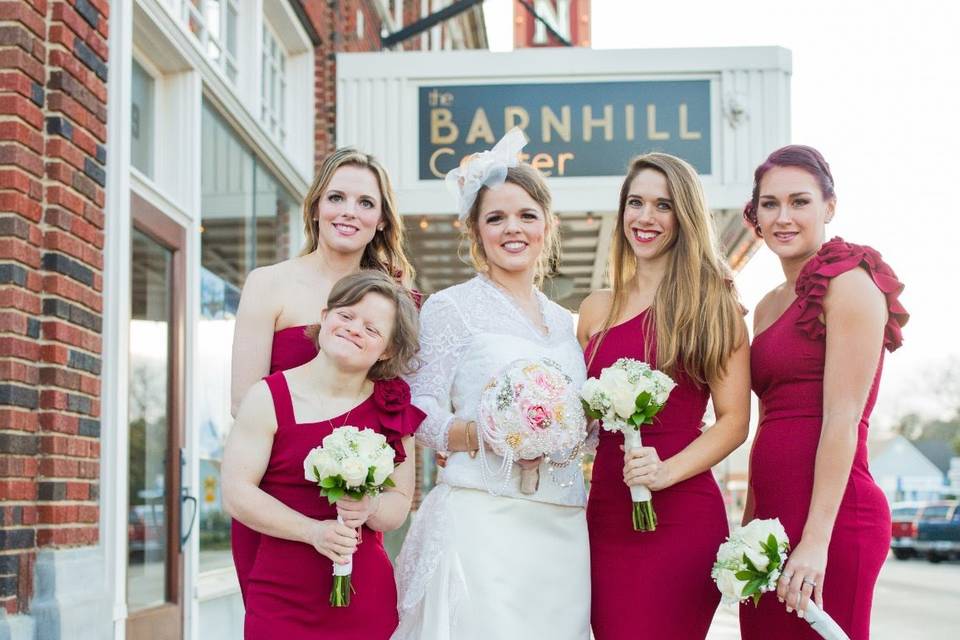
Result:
[261, 22, 287, 146]
[197, 100, 297, 572]
[131, 59, 155, 178]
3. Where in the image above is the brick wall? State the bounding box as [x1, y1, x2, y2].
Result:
[0, 0, 107, 617]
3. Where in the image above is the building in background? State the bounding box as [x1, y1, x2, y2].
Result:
[0, 2, 485, 639]
[870, 435, 950, 502]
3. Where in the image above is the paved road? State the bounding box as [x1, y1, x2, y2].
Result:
[706, 556, 960, 639]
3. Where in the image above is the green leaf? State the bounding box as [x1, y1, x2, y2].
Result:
[635, 391, 651, 409]
[382, 477, 396, 488]
[742, 553, 759, 574]
[735, 570, 755, 581]
[751, 591, 762, 607]
[320, 476, 337, 489]
[325, 487, 345, 504]
[366, 467, 376, 484]
[743, 578, 764, 597]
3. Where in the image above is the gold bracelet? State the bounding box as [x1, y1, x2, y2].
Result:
[467, 421, 478, 451]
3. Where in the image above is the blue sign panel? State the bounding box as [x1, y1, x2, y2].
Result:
[418, 79, 712, 180]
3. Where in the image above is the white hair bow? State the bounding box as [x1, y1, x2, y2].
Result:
[445, 127, 528, 221]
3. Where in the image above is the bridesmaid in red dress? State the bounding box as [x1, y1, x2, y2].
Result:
[740, 146, 908, 639]
[229, 149, 416, 599]
[222, 271, 425, 639]
[578, 153, 750, 639]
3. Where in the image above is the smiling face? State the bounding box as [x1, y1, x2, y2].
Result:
[475, 182, 548, 280]
[756, 165, 835, 261]
[314, 165, 383, 256]
[318, 292, 396, 375]
[621, 168, 677, 262]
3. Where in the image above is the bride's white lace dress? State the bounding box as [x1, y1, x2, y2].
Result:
[393, 276, 591, 640]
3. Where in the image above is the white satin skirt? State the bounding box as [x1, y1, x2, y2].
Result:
[393, 484, 591, 640]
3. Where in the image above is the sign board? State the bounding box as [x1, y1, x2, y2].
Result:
[418, 79, 712, 180]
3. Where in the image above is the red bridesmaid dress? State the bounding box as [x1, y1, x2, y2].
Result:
[586, 312, 729, 639]
[232, 326, 318, 602]
[741, 238, 908, 640]
[243, 373, 424, 639]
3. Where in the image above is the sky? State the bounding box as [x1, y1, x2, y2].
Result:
[484, 0, 960, 431]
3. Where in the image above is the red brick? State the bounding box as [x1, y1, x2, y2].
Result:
[45, 185, 85, 217]
[0, 72, 38, 102]
[47, 91, 94, 133]
[0, 92, 43, 129]
[0, 408, 38, 431]
[45, 138, 85, 171]
[38, 366, 80, 391]
[64, 482, 88, 500]
[0, 48, 44, 86]
[0, 336, 40, 360]
[0, 237, 40, 268]
[37, 504, 78, 525]
[38, 343, 69, 365]
[0, 2, 46, 38]
[20, 504, 37, 526]
[49, 50, 107, 103]
[36, 525, 98, 547]
[0, 479, 36, 500]
[81, 202, 104, 232]
[0, 169, 41, 197]
[87, 0, 109, 18]
[44, 229, 100, 268]
[0, 145, 42, 178]
[0, 309, 30, 332]
[24, 270, 41, 292]
[0, 455, 38, 478]
[78, 374, 98, 396]
[41, 321, 101, 353]
[86, 116, 106, 143]
[77, 504, 97, 522]
[0, 359, 38, 385]
[51, 2, 92, 42]
[37, 458, 79, 478]
[38, 412, 78, 434]
[44, 159, 75, 186]
[0, 121, 44, 155]
[68, 128, 98, 159]
[77, 460, 97, 479]
[0, 192, 42, 222]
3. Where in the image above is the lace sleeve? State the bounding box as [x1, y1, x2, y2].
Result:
[407, 293, 471, 451]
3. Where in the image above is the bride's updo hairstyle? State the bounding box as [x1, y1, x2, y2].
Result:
[462, 164, 561, 286]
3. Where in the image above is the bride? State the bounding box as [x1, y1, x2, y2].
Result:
[393, 130, 591, 639]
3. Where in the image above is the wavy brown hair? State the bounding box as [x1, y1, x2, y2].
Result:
[589, 153, 742, 385]
[462, 164, 561, 286]
[307, 270, 420, 380]
[300, 148, 415, 285]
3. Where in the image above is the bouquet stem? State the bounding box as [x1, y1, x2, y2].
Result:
[519, 467, 539, 494]
[805, 601, 850, 640]
[330, 574, 351, 607]
[624, 429, 657, 532]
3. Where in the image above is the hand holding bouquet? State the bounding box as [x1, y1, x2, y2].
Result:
[303, 426, 396, 606]
[477, 358, 587, 495]
[711, 518, 849, 640]
[580, 357, 676, 531]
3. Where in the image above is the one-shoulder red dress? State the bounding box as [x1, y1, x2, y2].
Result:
[585, 312, 729, 639]
[740, 238, 908, 640]
[243, 373, 424, 639]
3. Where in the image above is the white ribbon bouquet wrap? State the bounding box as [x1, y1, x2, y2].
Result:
[476, 358, 588, 496]
[303, 426, 396, 607]
[712, 518, 849, 640]
[445, 127, 528, 220]
[580, 357, 676, 531]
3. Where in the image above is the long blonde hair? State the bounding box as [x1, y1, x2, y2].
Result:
[590, 153, 742, 385]
[462, 164, 561, 286]
[300, 148, 415, 285]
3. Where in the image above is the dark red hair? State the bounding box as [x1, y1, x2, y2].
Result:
[743, 145, 836, 237]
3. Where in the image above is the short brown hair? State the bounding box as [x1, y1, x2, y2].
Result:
[462, 164, 561, 285]
[307, 271, 420, 380]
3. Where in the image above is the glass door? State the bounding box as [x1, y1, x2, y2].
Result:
[126, 193, 191, 639]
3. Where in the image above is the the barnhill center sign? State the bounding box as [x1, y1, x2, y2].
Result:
[419, 79, 712, 179]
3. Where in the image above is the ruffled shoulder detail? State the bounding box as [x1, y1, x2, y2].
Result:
[373, 378, 425, 464]
[794, 237, 909, 352]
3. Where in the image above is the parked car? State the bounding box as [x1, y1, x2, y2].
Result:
[914, 501, 960, 563]
[890, 501, 925, 560]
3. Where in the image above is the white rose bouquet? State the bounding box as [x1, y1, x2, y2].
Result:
[303, 425, 396, 607]
[711, 518, 849, 640]
[580, 357, 676, 531]
[476, 359, 587, 496]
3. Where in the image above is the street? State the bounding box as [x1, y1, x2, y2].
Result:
[707, 557, 960, 639]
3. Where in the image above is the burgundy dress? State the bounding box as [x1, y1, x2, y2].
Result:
[741, 238, 908, 640]
[232, 325, 318, 601]
[586, 311, 729, 639]
[243, 372, 425, 639]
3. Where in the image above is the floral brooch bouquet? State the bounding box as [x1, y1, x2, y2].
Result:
[476, 358, 588, 495]
[303, 426, 396, 607]
[712, 518, 849, 640]
[580, 357, 676, 531]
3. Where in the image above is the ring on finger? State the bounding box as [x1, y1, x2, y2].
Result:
[781, 571, 794, 580]
[802, 577, 816, 588]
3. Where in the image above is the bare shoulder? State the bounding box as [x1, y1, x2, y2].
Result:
[824, 268, 886, 314]
[578, 289, 613, 340]
[234, 380, 278, 435]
